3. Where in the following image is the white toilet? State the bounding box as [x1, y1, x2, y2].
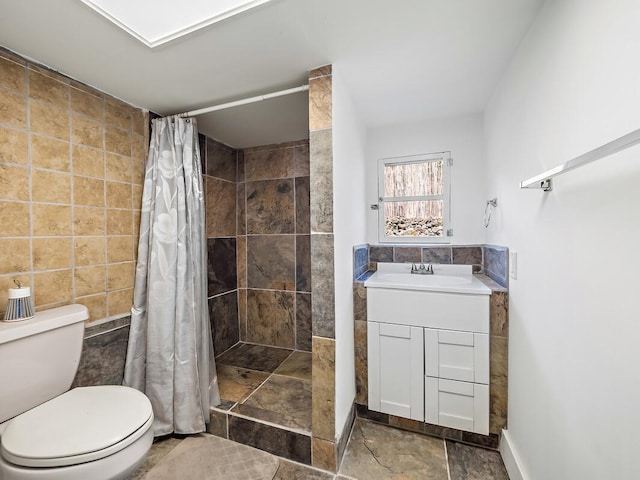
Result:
[0, 304, 154, 480]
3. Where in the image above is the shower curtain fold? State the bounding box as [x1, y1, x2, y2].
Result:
[124, 116, 220, 436]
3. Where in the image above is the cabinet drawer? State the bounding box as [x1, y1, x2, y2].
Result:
[425, 378, 489, 435]
[366, 288, 489, 333]
[425, 329, 489, 384]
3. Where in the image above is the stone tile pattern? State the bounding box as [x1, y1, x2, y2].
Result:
[339, 419, 449, 480]
[208, 290, 239, 357]
[484, 244, 508, 288]
[274, 459, 334, 480]
[202, 135, 241, 357]
[0, 48, 148, 321]
[207, 237, 237, 297]
[356, 404, 500, 449]
[353, 245, 368, 280]
[72, 316, 131, 387]
[369, 244, 488, 271]
[308, 65, 342, 472]
[234, 374, 312, 432]
[238, 139, 310, 351]
[446, 440, 509, 480]
[230, 352, 312, 433]
[136, 420, 509, 480]
[211, 344, 314, 466]
[481, 276, 509, 435]
[353, 244, 509, 446]
[216, 342, 293, 373]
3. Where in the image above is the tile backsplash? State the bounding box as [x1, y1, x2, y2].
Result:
[0, 48, 148, 321]
[361, 244, 508, 287]
[483, 245, 508, 287]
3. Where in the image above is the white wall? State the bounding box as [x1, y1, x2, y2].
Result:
[485, 1, 640, 479]
[365, 114, 487, 245]
[332, 66, 368, 436]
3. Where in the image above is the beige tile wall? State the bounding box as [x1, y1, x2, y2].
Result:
[0, 49, 148, 322]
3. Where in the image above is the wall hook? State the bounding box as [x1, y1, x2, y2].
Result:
[484, 198, 497, 228]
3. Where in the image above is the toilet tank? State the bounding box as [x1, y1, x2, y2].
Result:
[0, 304, 88, 423]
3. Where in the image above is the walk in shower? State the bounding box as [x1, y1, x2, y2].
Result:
[203, 134, 313, 462]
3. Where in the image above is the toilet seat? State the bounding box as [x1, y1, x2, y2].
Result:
[1, 385, 153, 468]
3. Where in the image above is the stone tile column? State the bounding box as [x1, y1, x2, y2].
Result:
[308, 65, 339, 471]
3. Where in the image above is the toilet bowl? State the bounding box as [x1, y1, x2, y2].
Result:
[0, 386, 153, 480]
[0, 305, 154, 480]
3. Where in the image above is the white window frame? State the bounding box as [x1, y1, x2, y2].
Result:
[377, 152, 452, 244]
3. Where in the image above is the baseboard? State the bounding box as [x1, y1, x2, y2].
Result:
[336, 401, 357, 468]
[499, 429, 529, 480]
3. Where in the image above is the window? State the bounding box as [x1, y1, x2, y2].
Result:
[377, 152, 451, 243]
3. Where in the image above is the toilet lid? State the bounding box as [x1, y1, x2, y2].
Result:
[1, 386, 153, 468]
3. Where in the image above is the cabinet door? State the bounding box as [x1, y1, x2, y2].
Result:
[368, 322, 424, 421]
[425, 329, 489, 384]
[425, 378, 489, 435]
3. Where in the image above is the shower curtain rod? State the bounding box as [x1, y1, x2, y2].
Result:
[177, 84, 309, 118]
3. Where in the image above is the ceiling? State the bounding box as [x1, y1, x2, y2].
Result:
[0, 0, 543, 148]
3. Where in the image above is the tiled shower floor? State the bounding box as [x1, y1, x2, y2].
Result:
[215, 342, 312, 434]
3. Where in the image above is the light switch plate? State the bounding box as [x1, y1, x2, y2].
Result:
[509, 252, 517, 280]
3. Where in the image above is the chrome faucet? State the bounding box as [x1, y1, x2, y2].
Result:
[411, 263, 434, 275]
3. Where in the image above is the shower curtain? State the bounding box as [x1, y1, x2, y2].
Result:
[124, 116, 220, 436]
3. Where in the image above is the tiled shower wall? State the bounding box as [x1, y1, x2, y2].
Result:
[237, 140, 311, 352]
[203, 136, 311, 356]
[0, 48, 148, 321]
[204, 136, 239, 356]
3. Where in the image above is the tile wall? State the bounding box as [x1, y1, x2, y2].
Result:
[73, 316, 131, 387]
[203, 135, 239, 356]
[203, 132, 311, 356]
[483, 244, 508, 287]
[307, 65, 346, 471]
[0, 49, 148, 322]
[236, 140, 311, 351]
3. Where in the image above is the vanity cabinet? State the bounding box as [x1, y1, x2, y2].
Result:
[367, 286, 490, 435]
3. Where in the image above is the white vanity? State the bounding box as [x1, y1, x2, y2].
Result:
[365, 263, 492, 435]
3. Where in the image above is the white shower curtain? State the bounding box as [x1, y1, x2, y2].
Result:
[124, 116, 220, 436]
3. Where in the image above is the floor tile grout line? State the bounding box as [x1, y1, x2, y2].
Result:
[274, 456, 335, 479]
[269, 372, 311, 383]
[217, 346, 313, 435]
[224, 406, 312, 437]
[216, 362, 273, 377]
[216, 340, 295, 358]
[241, 370, 276, 405]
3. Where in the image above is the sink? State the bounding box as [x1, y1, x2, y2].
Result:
[372, 272, 469, 286]
[364, 263, 491, 295]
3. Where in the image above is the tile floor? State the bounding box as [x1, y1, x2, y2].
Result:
[216, 343, 312, 434]
[132, 418, 508, 479]
[131, 342, 509, 479]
